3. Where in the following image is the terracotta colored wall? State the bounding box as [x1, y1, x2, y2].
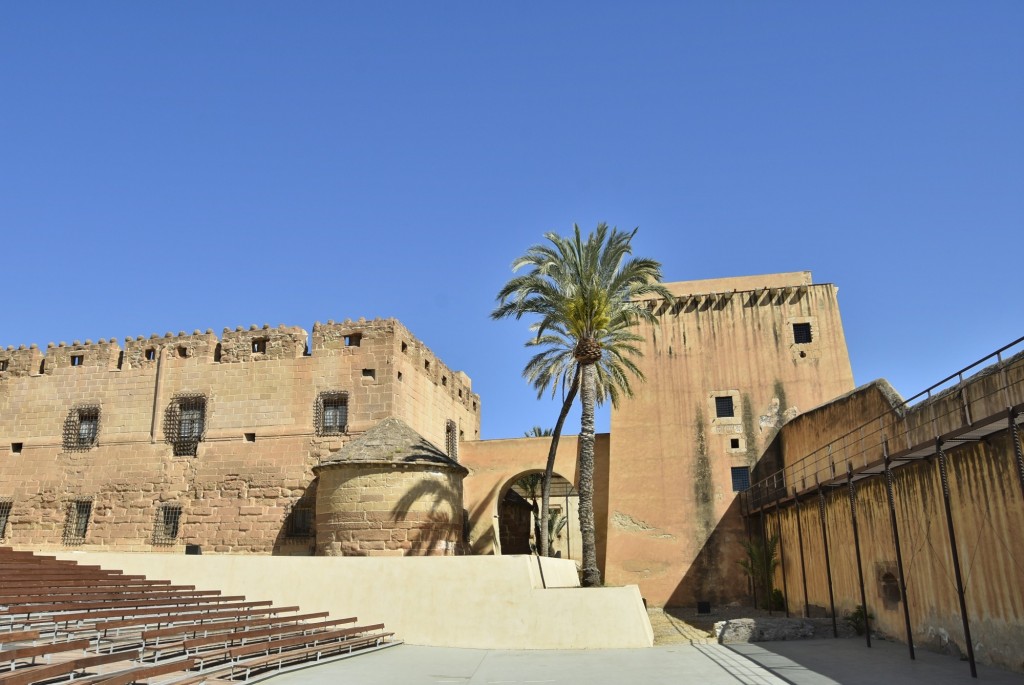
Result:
[606, 273, 856, 606]
[0, 318, 479, 553]
[459, 433, 610, 567]
[764, 355, 1024, 672]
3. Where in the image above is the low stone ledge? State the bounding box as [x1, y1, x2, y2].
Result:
[715, 617, 816, 643]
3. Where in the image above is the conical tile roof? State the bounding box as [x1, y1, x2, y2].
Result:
[316, 416, 467, 473]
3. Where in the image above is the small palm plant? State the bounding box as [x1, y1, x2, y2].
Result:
[738, 533, 781, 609]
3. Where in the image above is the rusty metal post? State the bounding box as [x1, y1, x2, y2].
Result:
[817, 484, 838, 638]
[741, 493, 758, 611]
[1011, 409, 1024, 502]
[774, 493, 790, 617]
[846, 464, 871, 648]
[759, 507, 772, 616]
[883, 441, 915, 660]
[936, 440, 977, 678]
[794, 488, 810, 617]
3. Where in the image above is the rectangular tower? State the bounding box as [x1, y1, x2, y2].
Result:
[605, 271, 855, 606]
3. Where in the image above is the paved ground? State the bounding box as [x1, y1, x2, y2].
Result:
[268, 638, 1022, 685]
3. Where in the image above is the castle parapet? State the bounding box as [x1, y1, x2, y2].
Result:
[122, 330, 221, 367]
[219, 324, 308, 363]
[0, 345, 44, 378]
[42, 339, 122, 374]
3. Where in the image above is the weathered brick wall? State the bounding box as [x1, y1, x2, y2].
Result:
[0, 319, 480, 555]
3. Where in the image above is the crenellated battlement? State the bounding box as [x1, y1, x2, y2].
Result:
[122, 330, 220, 367]
[0, 318, 478, 410]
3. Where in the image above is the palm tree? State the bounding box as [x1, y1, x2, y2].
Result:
[494, 223, 671, 586]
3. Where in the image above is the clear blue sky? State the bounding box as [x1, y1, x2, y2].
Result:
[2, 3, 1021, 439]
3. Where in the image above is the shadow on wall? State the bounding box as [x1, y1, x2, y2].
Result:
[390, 475, 462, 556]
[671, 498, 749, 607]
[272, 478, 317, 556]
[466, 481, 501, 555]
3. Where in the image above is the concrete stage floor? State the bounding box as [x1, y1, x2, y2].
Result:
[269, 637, 1021, 685]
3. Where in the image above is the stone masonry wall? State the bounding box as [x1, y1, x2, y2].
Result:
[0, 319, 479, 555]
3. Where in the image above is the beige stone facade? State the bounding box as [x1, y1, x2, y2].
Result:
[0, 318, 479, 554]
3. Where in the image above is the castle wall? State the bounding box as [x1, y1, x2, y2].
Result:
[0, 319, 479, 554]
[765, 358, 1024, 673]
[460, 434, 610, 561]
[605, 272, 856, 606]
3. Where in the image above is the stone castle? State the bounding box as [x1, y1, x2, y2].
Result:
[2, 270, 1022, 670]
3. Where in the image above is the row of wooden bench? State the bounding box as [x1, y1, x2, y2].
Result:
[0, 547, 396, 684]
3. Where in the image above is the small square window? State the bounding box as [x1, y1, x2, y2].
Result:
[730, 438, 740, 449]
[145, 348, 156, 361]
[344, 333, 362, 347]
[177, 346, 188, 358]
[70, 354, 83, 367]
[244, 432, 256, 442]
[731, 467, 751, 492]
[401, 342, 408, 353]
[362, 368, 376, 380]
[317, 392, 348, 436]
[154, 504, 182, 544]
[252, 338, 268, 354]
[715, 396, 734, 418]
[11, 443, 23, 454]
[63, 500, 92, 545]
[793, 322, 813, 344]
[0, 360, 8, 372]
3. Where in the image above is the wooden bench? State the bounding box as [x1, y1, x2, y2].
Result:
[0, 588, 212, 603]
[228, 630, 393, 681]
[140, 611, 330, 647]
[75, 657, 198, 685]
[0, 638, 90, 671]
[1, 595, 247, 619]
[78, 606, 299, 636]
[0, 631, 40, 646]
[181, 616, 358, 658]
[0, 649, 135, 685]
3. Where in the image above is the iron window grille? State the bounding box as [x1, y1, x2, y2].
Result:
[793, 322, 813, 344]
[63, 405, 100, 452]
[153, 504, 182, 544]
[62, 499, 93, 545]
[0, 498, 12, 540]
[731, 467, 751, 492]
[315, 392, 349, 436]
[285, 505, 314, 538]
[165, 395, 207, 456]
[714, 396, 735, 418]
[445, 419, 458, 460]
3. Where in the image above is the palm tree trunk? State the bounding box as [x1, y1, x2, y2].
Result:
[540, 366, 580, 558]
[578, 363, 602, 587]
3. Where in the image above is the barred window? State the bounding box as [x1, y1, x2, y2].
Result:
[286, 504, 314, 538]
[714, 396, 734, 418]
[165, 395, 207, 457]
[63, 500, 92, 545]
[153, 504, 182, 544]
[445, 419, 458, 461]
[316, 392, 348, 436]
[63, 405, 100, 451]
[793, 322, 813, 344]
[0, 498, 12, 540]
[731, 467, 751, 492]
